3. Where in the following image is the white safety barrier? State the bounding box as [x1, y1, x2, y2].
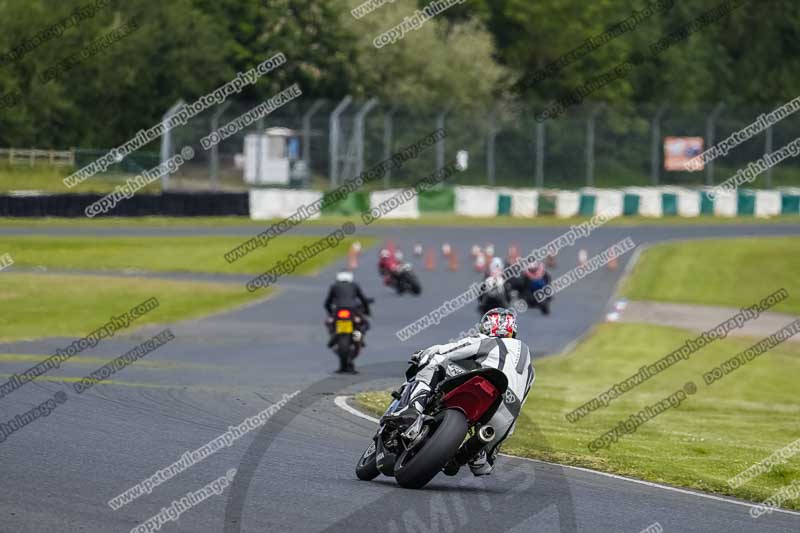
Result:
[675, 188, 701, 217]
[712, 188, 738, 217]
[625, 187, 662, 217]
[369, 188, 420, 219]
[509, 188, 539, 217]
[455, 186, 498, 217]
[555, 190, 580, 217]
[497, 187, 538, 217]
[584, 188, 624, 218]
[249, 189, 322, 220]
[754, 190, 782, 217]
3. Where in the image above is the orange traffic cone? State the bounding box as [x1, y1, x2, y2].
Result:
[348, 243, 360, 270]
[448, 248, 459, 271]
[607, 255, 618, 271]
[425, 248, 437, 271]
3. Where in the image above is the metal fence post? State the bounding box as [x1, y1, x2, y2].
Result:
[487, 109, 497, 186]
[209, 101, 231, 191]
[586, 104, 605, 187]
[535, 119, 545, 188]
[329, 96, 352, 187]
[650, 104, 668, 185]
[764, 111, 774, 188]
[255, 117, 264, 185]
[302, 99, 325, 187]
[383, 105, 398, 188]
[436, 108, 450, 170]
[160, 100, 185, 191]
[354, 98, 379, 177]
[705, 102, 725, 186]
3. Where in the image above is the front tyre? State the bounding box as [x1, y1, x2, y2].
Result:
[356, 440, 380, 481]
[394, 409, 468, 489]
[408, 274, 422, 295]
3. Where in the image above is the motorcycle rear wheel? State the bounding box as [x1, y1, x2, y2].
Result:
[394, 409, 468, 489]
[336, 336, 351, 371]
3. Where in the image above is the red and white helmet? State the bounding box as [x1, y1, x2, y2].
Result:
[526, 260, 545, 279]
[479, 307, 517, 338]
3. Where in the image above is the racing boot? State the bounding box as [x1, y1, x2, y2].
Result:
[382, 382, 430, 426]
[468, 449, 495, 476]
[352, 329, 364, 348]
[443, 460, 461, 476]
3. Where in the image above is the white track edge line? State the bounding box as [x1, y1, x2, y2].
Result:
[333, 395, 800, 518]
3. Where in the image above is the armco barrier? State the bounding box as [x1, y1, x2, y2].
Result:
[0, 192, 248, 217]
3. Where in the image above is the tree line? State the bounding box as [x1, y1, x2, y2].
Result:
[0, 0, 796, 148]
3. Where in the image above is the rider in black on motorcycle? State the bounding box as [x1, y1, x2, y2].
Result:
[478, 257, 511, 314]
[521, 260, 553, 315]
[324, 270, 372, 350]
[384, 307, 534, 478]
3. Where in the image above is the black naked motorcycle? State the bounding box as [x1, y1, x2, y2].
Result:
[477, 274, 511, 315]
[389, 263, 422, 295]
[355, 362, 508, 489]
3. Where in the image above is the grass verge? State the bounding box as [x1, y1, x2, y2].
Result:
[1, 214, 799, 228]
[0, 165, 160, 194]
[622, 237, 800, 314]
[0, 235, 372, 275]
[0, 273, 264, 341]
[356, 323, 800, 509]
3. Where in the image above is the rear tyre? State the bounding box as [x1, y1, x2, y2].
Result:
[395, 409, 468, 489]
[356, 440, 380, 481]
[336, 336, 351, 372]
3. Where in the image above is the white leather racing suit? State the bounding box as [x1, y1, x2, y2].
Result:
[406, 334, 535, 474]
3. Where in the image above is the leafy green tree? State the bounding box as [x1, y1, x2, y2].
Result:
[0, 0, 229, 147]
[343, 0, 508, 109]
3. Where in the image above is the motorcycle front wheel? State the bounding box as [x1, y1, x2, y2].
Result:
[356, 439, 380, 480]
[394, 409, 468, 489]
[408, 274, 421, 295]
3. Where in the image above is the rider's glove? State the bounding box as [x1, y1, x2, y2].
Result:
[409, 347, 438, 368]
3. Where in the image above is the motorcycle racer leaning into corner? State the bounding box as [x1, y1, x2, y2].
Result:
[324, 270, 372, 347]
[386, 307, 535, 476]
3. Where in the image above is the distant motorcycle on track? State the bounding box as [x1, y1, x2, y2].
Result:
[326, 306, 366, 373]
[389, 263, 422, 295]
[477, 273, 510, 315]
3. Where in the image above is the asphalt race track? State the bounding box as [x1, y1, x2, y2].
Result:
[1, 223, 799, 533]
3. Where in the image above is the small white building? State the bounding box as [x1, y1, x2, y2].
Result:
[243, 127, 300, 185]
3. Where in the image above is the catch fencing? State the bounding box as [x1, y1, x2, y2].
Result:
[36, 99, 800, 192]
